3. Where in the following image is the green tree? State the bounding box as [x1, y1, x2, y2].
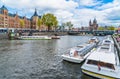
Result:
[98, 26, 105, 30]
[107, 26, 115, 30]
[20, 19, 25, 28]
[37, 18, 42, 29]
[53, 17, 58, 30]
[41, 13, 58, 31]
[66, 21, 73, 30]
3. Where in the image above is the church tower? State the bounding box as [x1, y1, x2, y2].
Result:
[89, 19, 92, 26]
[89, 18, 98, 31]
[31, 8, 39, 29]
[93, 18, 98, 30]
[93, 18, 97, 24]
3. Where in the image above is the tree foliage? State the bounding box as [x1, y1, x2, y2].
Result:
[37, 18, 42, 28]
[20, 19, 25, 28]
[98, 26, 104, 30]
[61, 21, 73, 30]
[66, 21, 73, 30]
[98, 26, 115, 31]
[41, 13, 58, 31]
[107, 26, 115, 30]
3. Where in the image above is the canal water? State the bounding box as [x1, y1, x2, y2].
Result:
[0, 36, 104, 79]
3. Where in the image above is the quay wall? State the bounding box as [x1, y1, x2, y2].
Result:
[21, 32, 68, 36]
[0, 33, 8, 40]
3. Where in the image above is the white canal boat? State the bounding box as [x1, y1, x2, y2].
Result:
[61, 37, 99, 63]
[18, 36, 52, 40]
[81, 38, 120, 79]
[88, 37, 99, 44]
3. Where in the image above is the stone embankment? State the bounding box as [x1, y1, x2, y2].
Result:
[0, 33, 8, 40]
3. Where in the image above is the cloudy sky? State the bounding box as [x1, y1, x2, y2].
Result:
[0, 0, 120, 27]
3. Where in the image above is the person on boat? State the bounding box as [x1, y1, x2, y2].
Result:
[97, 61, 101, 71]
[69, 49, 78, 57]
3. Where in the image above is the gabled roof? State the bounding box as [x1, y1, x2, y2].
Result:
[8, 13, 16, 17]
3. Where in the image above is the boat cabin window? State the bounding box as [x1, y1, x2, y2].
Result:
[87, 60, 115, 70]
[77, 46, 83, 48]
[99, 46, 109, 52]
[105, 40, 111, 43]
[87, 60, 98, 65]
[91, 39, 95, 40]
[102, 44, 110, 46]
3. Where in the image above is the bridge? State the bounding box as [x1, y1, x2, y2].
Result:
[68, 30, 115, 36]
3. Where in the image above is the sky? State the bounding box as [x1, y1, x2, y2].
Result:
[0, 0, 120, 27]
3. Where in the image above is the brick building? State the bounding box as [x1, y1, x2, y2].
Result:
[0, 5, 45, 30]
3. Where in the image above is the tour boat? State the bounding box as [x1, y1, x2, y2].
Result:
[51, 35, 60, 39]
[17, 36, 52, 40]
[88, 37, 99, 44]
[101, 36, 114, 45]
[61, 42, 96, 63]
[81, 38, 120, 79]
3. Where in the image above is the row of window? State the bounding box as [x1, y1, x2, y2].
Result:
[87, 60, 115, 70]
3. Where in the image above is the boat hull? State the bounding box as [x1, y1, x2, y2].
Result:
[62, 54, 83, 63]
[51, 36, 60, 39]
[18, 36, 52, 40]
[82, 69, 115, 79]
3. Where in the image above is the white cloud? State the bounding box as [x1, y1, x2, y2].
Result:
[4, 0, 78, 10]
[0, 0, 120, 27]
[79, 0, 102, 6]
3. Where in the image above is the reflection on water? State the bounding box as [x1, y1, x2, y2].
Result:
[0, 36, 104, 79]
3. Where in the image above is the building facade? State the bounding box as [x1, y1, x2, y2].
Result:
[0, 5, 44, 30]
[89, 18, 98, 30]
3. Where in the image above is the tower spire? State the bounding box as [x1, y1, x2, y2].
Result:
[33, 8, 38, 16]
[89, 19, 92, 26]
[93, 17, 97, 24]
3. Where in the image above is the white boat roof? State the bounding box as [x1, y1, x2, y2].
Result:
[70, 43, 92, 51]
[87, 47, 116, 64]
[102, 38, 114, 44]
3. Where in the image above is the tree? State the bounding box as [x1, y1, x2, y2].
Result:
[66, 21, 73, 30]
[61, 23, 66, 31]
[41, 13, 58, 31]
[98, 26, 105, 30]
[20, 19, 25, 28]
[53, 17, 58, 30]
[107, 26, 115, 30]
[37, 18, 42, 29]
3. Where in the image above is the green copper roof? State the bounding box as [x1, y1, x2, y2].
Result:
[1, 5, 8, 11]
[33, 8, 38, 16]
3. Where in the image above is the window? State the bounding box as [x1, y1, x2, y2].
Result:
[87, 60, 115, 70]
[87, 60, 98, 65]
[105, 40, 111, 43]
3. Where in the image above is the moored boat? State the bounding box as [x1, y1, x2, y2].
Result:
[61, 37, 98, 63]
[17, 35, 52, 40]
[51, 35, 60, 39]
[88, 37, 99, 44]
[81, 38, 120, 79]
